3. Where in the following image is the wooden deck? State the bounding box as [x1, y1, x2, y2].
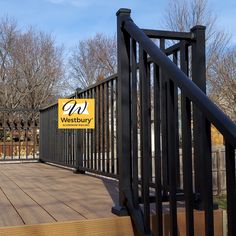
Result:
[0, 163, 119, 227]
[0, 163, 224, 236]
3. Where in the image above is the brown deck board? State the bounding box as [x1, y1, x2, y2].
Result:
[0, 171, 55, 225]
[0, 188, 24, 226]
[0, 217, 134, 236]
[4, 176, 85, 222]
[0, 163, 119, 227]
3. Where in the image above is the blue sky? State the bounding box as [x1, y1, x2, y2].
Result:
[0, 0, 235, 54]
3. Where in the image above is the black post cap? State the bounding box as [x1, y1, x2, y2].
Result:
[191, 25, 206, 31]
[116, 8, 131, 16]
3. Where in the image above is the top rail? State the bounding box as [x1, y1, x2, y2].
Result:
[123, 19, 236, 147]
[78, 73, 118, 94]
[40, 74, 118, 111]
[142, 29, 194, 40]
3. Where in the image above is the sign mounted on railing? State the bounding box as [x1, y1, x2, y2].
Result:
[58, 99, 95, 129]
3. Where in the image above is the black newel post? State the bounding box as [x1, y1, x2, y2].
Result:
[74, 87, 85, 174]
[39, 110, 44, 163]
[112, 8, 132, 216]
[112, 8, 147, 236]
[192, 26, 214, 235]
[191, 25, 206, 206]
[191, 25, 207, 202]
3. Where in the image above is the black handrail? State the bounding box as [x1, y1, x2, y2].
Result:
[142, 29, 193, 40]
[124, 18, 236, 147]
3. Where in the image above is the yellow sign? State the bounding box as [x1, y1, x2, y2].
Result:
[58, 99, 95, 129]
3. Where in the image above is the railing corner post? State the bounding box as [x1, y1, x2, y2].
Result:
[73, 129, 85, 174]
[191, 25, 213, 216]
[74, 88, 85, 174]
[112, 8, 131, 216]
[39, 109, 44, 163]
[190, 25, 206, 91]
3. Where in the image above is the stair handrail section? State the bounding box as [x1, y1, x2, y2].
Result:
[116, 8, 236, 236]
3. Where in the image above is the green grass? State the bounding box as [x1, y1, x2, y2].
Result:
[214, 195, 227, 209]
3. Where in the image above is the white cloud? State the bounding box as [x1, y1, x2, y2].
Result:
[46, 0, 95, 7]
[48, 0, 64, 4]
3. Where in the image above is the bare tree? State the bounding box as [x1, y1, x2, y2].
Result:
[12, 29, 64, 109]
[209, 49, 236, 121]
[0, 17, 64, 109]
[69, 33, 117, 88]
[163, 0, 234, 119]
[163, 0, 230, 66]
[0, 17, 18, 106]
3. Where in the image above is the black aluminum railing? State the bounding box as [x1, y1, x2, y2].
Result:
[40, 100, 77, 168]
[113, 8, 236, 236]
[39, 8, 236, 236]
[40, 74, 118, 178]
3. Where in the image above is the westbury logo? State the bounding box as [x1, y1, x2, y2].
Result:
[58, 99, 95, 129]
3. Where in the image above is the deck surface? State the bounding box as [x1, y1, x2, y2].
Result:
[0, 163, 119, 227]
